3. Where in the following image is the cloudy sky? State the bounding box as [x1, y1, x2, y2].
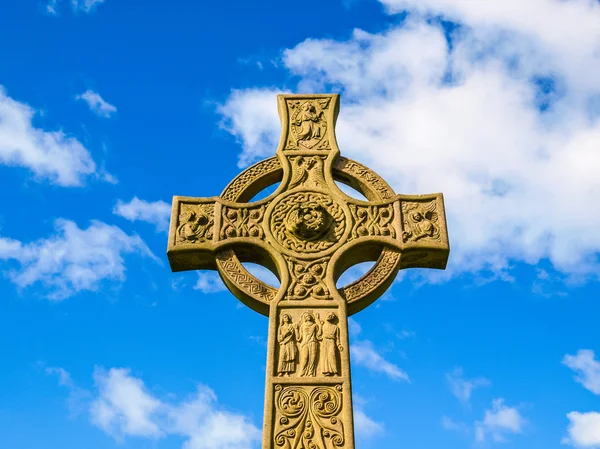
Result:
[1, 1, 600, 448]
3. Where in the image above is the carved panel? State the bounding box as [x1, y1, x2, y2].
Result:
[274, 384, 344, 449]
[271, 192, 346, 254]
[285, 257, 331, 301]
[401, 200, 441, 243]
[349, 204, 395, 239]
[286, 99, 331, 150]
[220, 205, 265, 239]
[288, 156, 328, 190]
[175, 203, 214, 244]
[276, 309, 343, 378]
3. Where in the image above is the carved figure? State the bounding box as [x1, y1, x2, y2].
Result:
[402, 201, 440, 242]
[294, 101, 326, 145]
[277, 314, 298, 377]
[296, 312, 322, 377]
[176, 208, 213, 243]
[321, 313, 343, 376]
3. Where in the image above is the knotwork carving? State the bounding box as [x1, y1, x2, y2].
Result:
[289, 156, 327, 190]
[287, 99, 330, 150]
[349, 204, 395, 239]
[286, 257, 330, 301]
[401, 200, 440, 243]
[271, 192, 345, 254]
[221, 206, 265, 239]
[274, 384, 344, 449]
[176, 203, 214, 244]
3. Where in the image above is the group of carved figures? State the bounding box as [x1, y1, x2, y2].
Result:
[277, 312, 343, 377]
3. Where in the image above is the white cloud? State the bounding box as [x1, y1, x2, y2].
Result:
[563, 412, 600, 448]
[113, 197, 171, 232]
[0, 86, 97, 186]
[348, 317, 362, 337]
[475, 399, 525, 443]
[350, 340, 409, 381]
[441, 416, 469, 434]
[564, 350, 600, 395]
[91, 368, 162, 438]
[447, 367, 490, 405]
[76, 90, 117, 118]
[53, 366, 261, 449]
[47, 0, 106, 14]
[0, 219, 155, 300]
[194, 272, 227, 294]
[354, 406, 384, 438]
[218, 0, 600, 280]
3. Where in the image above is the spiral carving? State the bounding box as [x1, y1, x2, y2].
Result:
[274, 385, 345, 448]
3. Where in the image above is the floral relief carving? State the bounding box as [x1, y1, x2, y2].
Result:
[286, 257, 331, 301]
[401, 200, 440, 243]
[349, 204, 395, 239]
[271, 192, 345, 254]
[176, 203, 214, 244]
[220, 206, 265, 239]
[287, 99, 330, 150]
[274, 384, 344, 449]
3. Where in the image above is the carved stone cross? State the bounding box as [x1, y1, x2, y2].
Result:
[167, 94, 449, 449]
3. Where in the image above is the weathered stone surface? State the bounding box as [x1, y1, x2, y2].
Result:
[167, 94, 450, 449]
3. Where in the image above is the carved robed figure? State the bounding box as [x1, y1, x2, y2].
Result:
[167, 94, 449, 449]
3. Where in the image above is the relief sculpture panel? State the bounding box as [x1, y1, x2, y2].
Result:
[285, 256, 331, 301]
[274, 384, 344, 449]
[175, 203, 215, 244]
[401, 200, 441, 243]
[276, 310, 343, 378]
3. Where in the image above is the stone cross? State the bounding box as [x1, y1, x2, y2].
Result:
[167, 94, 449, 449]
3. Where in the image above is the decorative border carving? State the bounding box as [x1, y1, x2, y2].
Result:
[216, 250, 277, 303]
[340, 250, 401, 303]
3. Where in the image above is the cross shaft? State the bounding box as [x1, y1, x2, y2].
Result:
[167, 94, 449, 449]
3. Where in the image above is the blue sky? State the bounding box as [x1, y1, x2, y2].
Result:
[1, 0, 600, 448]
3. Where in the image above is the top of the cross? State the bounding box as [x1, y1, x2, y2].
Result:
[275, 94, 341, 158]
[167, 93, 449, 316]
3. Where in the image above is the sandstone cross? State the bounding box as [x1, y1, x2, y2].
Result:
[167, 94, 449, 449]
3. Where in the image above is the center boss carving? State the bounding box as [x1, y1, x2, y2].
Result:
[167, 94, 450, 449]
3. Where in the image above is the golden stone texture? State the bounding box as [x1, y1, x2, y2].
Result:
[167, 94, 450, 449]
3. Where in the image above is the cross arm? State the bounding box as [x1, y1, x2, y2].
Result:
[167, 195, 273, 273]
[341, 192, 450, 271]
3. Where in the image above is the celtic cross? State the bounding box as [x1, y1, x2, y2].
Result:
[167, 94, 449, 449]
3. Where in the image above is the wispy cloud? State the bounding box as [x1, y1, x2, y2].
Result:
[446, 367, 490, 406]
[351, 340, 409, 382]
[0, 219, 155, 300]
[0, 86, 97, 186]
[76, 90, 117, 118]
[475, 399, 525, 443]
[49, 367, 261, 449]
[113, 197, 171, 232]
[563, 350, 600, 395]
[47, 0, 106, 15]
[563, 349, 600, 447]
[194, 272, 227, 294]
